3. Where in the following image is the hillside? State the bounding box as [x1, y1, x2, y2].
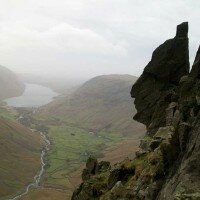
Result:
[0, 117, 43, 199]
[25, 74, 145, 198]
[72, 22, 200, 200]
[38, 74, 144, 136]
[0, 65, 25, 100]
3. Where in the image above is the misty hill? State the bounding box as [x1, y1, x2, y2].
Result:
[0, 66, 25, 100]
[38, 74, 144, 136]
[18, 73, 82, 94]
[0, 117, 43, 199]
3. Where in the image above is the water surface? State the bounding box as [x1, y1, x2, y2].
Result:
[5, 83, 58, 107]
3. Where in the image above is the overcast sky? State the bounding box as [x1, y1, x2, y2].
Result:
[0, 0, 199, 79]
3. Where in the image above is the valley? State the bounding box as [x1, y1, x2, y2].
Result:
[0, 74, 145, 200]
[43, 125, 123, 189]
[0, 4, 199, 200]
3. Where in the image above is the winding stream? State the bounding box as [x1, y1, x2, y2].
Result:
[10, 131, 50, 200]
[4, 83, 58, 199]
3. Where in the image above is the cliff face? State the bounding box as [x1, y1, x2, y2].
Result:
[71, 22, 200, 200]
[131, 22, 189, 134]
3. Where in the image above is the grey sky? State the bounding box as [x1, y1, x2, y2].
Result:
[0, 0, 199, 79]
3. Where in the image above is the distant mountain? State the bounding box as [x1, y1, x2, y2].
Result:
[0, 66, 25, 100]
[38, 74, 145, 136]
[0, 117, 43, 199]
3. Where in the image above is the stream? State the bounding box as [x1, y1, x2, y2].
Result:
[10, 131, 50, 200]
[5, 84, 58, 200]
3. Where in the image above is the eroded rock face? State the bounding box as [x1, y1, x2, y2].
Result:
[131, 22, 189, 133]
[157, 117, 200, 199]
[156, 45, 200, 200]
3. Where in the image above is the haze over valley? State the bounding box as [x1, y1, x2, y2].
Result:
[1, 1, 200, 200]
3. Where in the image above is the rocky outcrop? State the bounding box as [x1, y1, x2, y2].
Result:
[131, 22, 189, 134]
[72, 156, 111, 200]
[71, 22, 200, 200]
[156, 45, 200, 200]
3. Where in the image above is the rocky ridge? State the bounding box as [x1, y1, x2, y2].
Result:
[72, 22, 200, 199]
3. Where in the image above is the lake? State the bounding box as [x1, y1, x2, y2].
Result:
[5, 83, 58, 107]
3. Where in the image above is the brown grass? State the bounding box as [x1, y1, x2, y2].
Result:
[99, 138, 140, 164]
[21, 137, 142, 200]
[21, 188, 71, 200]
[0, 117, 44, 199]
[68, 138, 141, 191]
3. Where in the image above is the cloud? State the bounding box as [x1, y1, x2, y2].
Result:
[0, 22, 127, 55]
[0, 0, 199, 78]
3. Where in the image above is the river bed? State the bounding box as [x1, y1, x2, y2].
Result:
[10, 131, 50, 200]
[6, 84, 57, 199]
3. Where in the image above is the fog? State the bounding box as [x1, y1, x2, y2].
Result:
[0, 0, 200, 80]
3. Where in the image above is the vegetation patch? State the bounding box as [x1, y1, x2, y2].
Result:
[43, 125, 123, 189]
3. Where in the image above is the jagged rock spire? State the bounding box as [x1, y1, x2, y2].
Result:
[176, 21, 188, 38]
[190, 46, 200, 78]
[140, 22, 189, 84]
[131, 22, 189, 133]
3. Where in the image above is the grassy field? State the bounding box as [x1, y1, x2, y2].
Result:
[42, 125, 123, 190]
[0, 101, 16, 120]
[21, 133, 142, 200]
[22, 126, 142, 200]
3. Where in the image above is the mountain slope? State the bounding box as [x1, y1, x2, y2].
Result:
[38, 74, 144, 136]
[0, 65, 25, 100]
[0, 117, 43, 199]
